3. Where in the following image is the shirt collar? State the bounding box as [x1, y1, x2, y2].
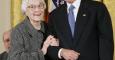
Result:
[67, 0, 81, 10]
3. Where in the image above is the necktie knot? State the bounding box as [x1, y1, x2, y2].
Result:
[69, 5, 75, 12]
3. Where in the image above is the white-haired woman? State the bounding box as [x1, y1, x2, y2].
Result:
[7, 0, 59, 60]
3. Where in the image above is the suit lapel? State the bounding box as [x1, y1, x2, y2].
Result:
[62, 4, 73, 40]
[55, 4, 74, 48]
[55, 0, 89, 49]
[73, 0, 88, 49]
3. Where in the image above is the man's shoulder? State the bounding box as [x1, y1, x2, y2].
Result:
[0, 51, 8, 60]
[0, 51, 7, 55]
[86, 1, 106, 8]
[49, 4, 66, 16]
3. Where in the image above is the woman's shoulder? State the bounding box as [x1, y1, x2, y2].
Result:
[12, 20, 27, 34]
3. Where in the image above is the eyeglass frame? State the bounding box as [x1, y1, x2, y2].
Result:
[27, 3, 45, 10]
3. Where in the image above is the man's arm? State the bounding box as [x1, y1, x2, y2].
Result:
[46, 12, 61, 60]
[97, 2, 114, 60]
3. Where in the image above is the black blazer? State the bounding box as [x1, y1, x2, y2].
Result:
[47, 0, 114, 60]
[0, 52, 8, 60]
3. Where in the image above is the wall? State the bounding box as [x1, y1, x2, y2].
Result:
[0, 0, 11, 53]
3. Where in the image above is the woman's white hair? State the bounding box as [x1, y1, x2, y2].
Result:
[21, 0, 46, 15]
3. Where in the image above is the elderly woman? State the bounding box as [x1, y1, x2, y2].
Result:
[7, 0, 58, 60]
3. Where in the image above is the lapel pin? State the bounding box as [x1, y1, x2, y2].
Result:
[83, 14, 86, 16]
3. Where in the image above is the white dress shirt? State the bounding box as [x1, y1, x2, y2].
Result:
[67, 0, 81, 21]
[58, 0, 81, 59]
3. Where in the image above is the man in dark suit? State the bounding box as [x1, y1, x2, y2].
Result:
[0, 30, 10, 60]
[47, 0, 114, 60]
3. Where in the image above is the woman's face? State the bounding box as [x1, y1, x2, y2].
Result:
[26, 0, 45, 22]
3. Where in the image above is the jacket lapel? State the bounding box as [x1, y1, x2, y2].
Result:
[55, 4, 74, 48]
[73, 0, 88, 50]
[24, 17, 45, 49]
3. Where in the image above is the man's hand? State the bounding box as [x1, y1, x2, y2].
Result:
[60, 48, 80, 60]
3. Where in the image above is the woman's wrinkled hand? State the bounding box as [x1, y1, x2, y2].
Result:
[41, 35, 59, 55]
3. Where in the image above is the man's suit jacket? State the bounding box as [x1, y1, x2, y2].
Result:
[0, 52, 8, 60]
[47, 0, 114, 60]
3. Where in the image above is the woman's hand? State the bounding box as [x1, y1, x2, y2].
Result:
[50, 38, 59, 46]
[41, 35, 59, 55]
